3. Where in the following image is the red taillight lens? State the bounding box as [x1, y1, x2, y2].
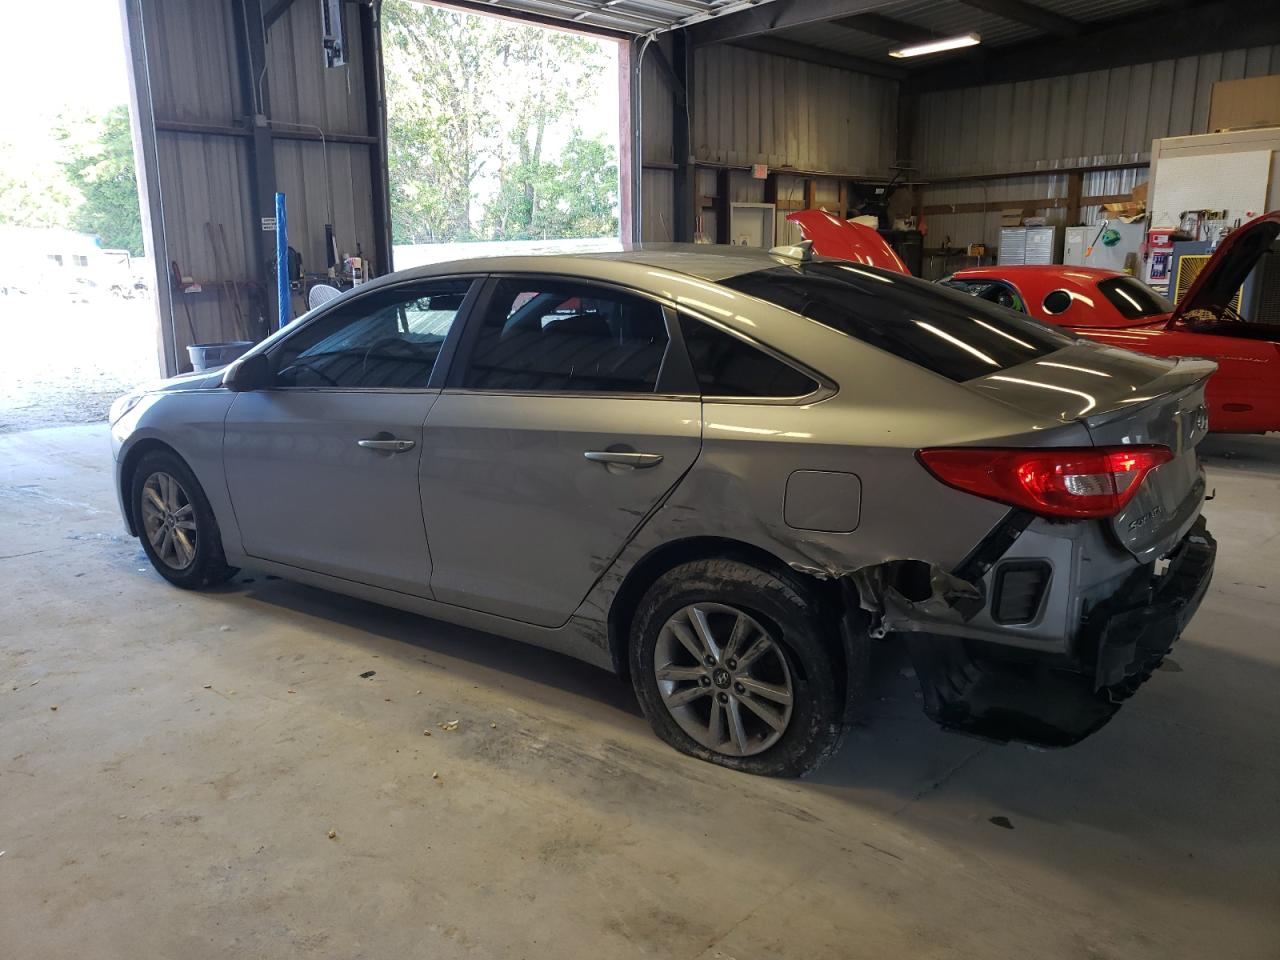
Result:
[916, 446, 1173, 518]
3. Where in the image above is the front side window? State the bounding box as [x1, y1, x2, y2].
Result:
[679, 316, 817, 398]
[274, 279, 472, 388]
[460, 279, 669, 393]
[1096, 276, 1171, 319]
[722, 263, 1071, 382]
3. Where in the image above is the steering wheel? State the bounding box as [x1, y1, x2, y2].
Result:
[279, 355, 340, 386]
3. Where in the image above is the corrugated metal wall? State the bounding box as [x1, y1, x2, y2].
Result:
[130, 0, 378, 373]
[913, 44, 1280, 264]
[640, 39, 676, 241]
[639, 42, 898, 242]
[693, 45, 897, 174]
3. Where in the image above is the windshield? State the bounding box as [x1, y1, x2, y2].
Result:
[1096, 276, 1172, 319]
[721, 262, 1072, 382]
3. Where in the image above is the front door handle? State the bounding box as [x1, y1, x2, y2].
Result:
[583, 450, 663, 469]
[358, 438, 416, 453]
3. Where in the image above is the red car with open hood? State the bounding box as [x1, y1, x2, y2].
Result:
[791, 210, 1280, 434]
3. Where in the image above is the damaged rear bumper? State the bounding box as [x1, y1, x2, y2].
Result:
[903, 517, 1216, 747]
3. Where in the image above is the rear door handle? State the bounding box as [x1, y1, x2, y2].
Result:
[583, 450, 663, 469]
[358, 438, 416, 453]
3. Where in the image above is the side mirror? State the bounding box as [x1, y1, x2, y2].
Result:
[223, 352, 272, 392]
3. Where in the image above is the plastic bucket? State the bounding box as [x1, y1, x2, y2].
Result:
[188, 341, 254, 372]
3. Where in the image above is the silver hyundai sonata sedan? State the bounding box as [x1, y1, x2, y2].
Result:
[110, 245, 1217, 776]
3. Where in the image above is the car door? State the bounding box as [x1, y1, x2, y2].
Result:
[419, 275, 702, 627]
[222, 278, 476, 596]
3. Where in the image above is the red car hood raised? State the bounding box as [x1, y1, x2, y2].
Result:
[786, 210, 909, 274]
[1171, 210, 1280, 324]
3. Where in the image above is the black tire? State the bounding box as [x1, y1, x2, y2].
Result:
[629, 558, 848, 777]
[131, 448, 237, 589]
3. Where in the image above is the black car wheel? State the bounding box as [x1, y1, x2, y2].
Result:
[131, 449, 237, 590]
[630, 558, 848, 777]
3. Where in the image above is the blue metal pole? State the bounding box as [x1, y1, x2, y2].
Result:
[275, 191, 289, 329]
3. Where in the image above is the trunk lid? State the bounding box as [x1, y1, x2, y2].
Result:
[1169, 211, 1280, 325]
[786, 210, 910, 274]
[966, 340, 1215, 561]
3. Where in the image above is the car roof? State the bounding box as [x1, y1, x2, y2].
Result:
[386, 243, 786, 285]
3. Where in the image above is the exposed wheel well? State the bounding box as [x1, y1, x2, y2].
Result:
[606, 536, 842, 676]
[118, 439, 185, 537]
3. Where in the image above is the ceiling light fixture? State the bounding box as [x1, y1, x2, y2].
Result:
[889, 32, 982, 59]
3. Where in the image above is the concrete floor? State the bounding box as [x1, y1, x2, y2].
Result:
[2, 424, 1278, 959]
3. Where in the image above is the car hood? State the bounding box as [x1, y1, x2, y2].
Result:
[144, 368, 227, 392]
[786, 210, 909, 274]
[1170, 210, 1280, 324]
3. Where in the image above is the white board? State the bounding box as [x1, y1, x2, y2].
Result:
[1150, 150, 1272, 228]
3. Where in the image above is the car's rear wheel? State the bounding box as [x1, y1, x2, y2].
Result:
[630, 558, 847, 777]
[131, 449, 237, 589]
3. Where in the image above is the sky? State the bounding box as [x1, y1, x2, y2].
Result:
[1, 0, 131, 136]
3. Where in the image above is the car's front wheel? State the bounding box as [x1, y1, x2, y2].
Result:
[630, 558, 847, 777]
[131, 449, 237, 589]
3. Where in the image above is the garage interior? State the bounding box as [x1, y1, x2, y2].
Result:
[3, 0, 1280, 957]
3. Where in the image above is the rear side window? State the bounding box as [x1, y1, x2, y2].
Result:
[1096, 276, 1172, 319]
[680, 316, 817, 398]
[461, 279, 669, 393]
[722, 263, 1071, 382]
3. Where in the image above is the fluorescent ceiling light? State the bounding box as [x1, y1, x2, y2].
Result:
[889, 32, 982, 59]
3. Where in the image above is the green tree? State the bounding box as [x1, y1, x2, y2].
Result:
[383, 1, 619, 245]
[383, 1, 496, 243]
[484, 132, 618, 241]
[0, 135, 78, 229]
[60, 105, 143, 254]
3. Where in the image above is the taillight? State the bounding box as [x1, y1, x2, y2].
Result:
[916, 446, 1173, 518]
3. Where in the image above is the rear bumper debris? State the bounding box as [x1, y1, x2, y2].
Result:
[904, 517, 1216, 747]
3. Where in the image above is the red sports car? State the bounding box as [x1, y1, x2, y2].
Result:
[790, 210, 1280, 434]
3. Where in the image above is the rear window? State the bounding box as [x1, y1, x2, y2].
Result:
[1096, 276, 1172, 319]
[721, 263, 1071, 382]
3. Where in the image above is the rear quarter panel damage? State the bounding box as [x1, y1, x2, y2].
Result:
[568, 379, 1069, 665]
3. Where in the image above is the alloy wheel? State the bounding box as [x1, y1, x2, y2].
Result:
[140, 471, 198, 570]
[654, 602, 794, 757]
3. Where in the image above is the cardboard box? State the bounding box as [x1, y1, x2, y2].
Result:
[1131, 180, 1149, 205]
[999, 207, 1034, 226]
[1102, 201, 1144, 220]
[1208, 75, 1280, 132]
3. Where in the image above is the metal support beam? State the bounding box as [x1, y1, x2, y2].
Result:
[153, 118, 378, 146]
[910, 0, 1280, 91]
[687, 0, 891, 47]
[728, 37, 907, 81]
[713, 169, 730, 244]
[953, 0, 1081, 37]
[921, 160, 1148, 185]
[232, 0, 278, 330]
[1065, 171, 1083, 225]
[263, 0, 298, 29]
[832, 12, 935, 43]
[359, 0, 393, 277]
[648, 41, 684, 103]
[671, 33, 695, 243]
